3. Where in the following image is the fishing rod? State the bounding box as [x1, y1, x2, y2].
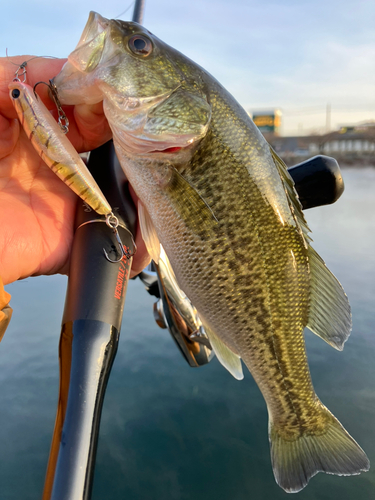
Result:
[132, 0, 146, 24]
[41, 143, 136, 500]
[40, 0, 345, 497]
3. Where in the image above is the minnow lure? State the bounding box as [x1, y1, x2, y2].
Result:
[8, 80, 112, 216]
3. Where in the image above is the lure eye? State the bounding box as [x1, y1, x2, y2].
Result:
[11, 89, 21, 99]
[128, 35, 153, 57]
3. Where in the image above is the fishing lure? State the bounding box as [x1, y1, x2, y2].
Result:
[9, 79, 112, 216]
[8, 63, 135, 262]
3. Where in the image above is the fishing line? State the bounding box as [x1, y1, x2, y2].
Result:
[5, 50, 59, 65]
[114, 1, 135, 19]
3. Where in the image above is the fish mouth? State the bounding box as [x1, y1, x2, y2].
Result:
[150, 146, 182, 154]
[78, 11, 109, 47]
[104, 84, 205, 157]
[111, 123, 198, 156]
[109, 115, 204, 156]
[51, 12, 112, 104]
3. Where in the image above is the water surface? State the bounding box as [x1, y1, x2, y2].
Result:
[0, 167, 374, 499]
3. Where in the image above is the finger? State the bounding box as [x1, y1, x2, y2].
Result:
[46, 103, 112, 154]
[0, 116, 19, 160]
[73, 101, 112, 152]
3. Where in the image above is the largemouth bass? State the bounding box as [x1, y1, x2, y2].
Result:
[53, 12, 369, 492]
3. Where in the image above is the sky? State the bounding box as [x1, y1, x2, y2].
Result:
[1, 0, 374, 136]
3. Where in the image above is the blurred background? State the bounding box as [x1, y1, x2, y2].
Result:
[0, 1, 374, 499]
[2, 0, 374, 136]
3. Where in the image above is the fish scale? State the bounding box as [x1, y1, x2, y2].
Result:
[52, 11, 369, 492]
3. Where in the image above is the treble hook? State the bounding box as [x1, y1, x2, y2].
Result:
[33, 80, 51, 98]
[103, 213, 137, 263]
[49, 79, 70, 134]
[31, 79, 70, 134]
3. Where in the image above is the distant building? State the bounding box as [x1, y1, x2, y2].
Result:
[320, 127, 375, 157]
[339, 121, 375, 133]
[261, 122, 375, 166]
[251, 109, 282, 135]
[267, 135, 321, 164]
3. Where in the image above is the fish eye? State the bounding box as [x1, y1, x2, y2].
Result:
[11, 89, 21, 99]
[128, 35, 153, 57]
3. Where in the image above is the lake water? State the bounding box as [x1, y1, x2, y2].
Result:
[1, 167, 374, 500]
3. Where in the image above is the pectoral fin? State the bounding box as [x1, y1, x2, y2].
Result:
[166, 167, 218, 237]
[204, 325, 243, 380]
[306, 246, 352, 350]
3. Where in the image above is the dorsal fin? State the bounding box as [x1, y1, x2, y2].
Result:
[270, 147, 311, 242]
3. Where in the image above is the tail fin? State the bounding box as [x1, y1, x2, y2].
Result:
[269, 405, 369, 493]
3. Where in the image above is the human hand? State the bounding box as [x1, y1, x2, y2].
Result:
[0, 56, 149, 285]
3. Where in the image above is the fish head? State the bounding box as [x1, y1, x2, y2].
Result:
[54, 12, 212, 154]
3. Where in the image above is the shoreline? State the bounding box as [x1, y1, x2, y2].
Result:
[281, 155, 375, 168]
